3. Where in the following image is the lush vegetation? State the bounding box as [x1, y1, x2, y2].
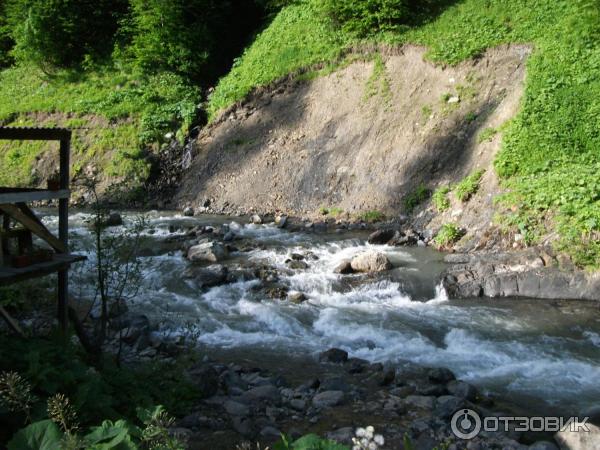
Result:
[454, 169, 485, 202]
[432, 186, 450, 212]
[434, 222, 461, 247]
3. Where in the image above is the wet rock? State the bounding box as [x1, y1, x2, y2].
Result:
[319, 348, 348, 364]
[275, 215, 288, 228]
[290, 253, 305, 261]
[183, 207, 195, 217]
[288, 292, 307, 304]
[187, 241, 228, 263]
[286, 260, 308, 270]
[102, 212, 123, 227]
[251, 214, 263, 224]
[434, 395, 464, 418]
[350, 251, 392, 273]
[388, 229, 420, 246]
[312, 390, 345, 408]
[447, 380, 477, 401]
[264, 285, 289, 299]
[368, 229, 396, 245]
[428, 367, 456, 384]
[183, 264, 228, 288]
[334, 260, 354, 274]
[346, 357, 369, 374]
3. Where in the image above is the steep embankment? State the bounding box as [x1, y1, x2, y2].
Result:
[177, 45, 528, 249]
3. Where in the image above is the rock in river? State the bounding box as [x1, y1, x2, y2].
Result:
[350, 251, 392, 273]
[187, 241, 228, 263]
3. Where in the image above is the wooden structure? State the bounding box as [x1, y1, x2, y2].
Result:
[0, 127, 84, 334]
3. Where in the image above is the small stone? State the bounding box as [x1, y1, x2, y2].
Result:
[288, 292, 307, 304]
[312, 390, 345, 408]
[428, 367, 456, 384]
[260, 426, 281, 439]
[447, 96, 460, 104]
[183, 207, 194, 217]
[224, 400, 250, 417]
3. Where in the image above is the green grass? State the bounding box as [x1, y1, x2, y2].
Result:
[206, 1, 346, 120]
[320, 206, 344, 217]
[455, 169, 485, 202]
[432, 186, 451, 212]
[359, 210, 385, 222]
[363, 53, 392, 107]
[434, 223, 462, 247]
[478, 127, 498, 143]
[404, 183, 430, 213]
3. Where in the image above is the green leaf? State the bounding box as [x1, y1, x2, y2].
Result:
[7, 420, 63, 450]
[84, 419, 140, 450]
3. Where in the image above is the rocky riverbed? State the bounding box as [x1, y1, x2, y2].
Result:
[30, 210, 600, 449]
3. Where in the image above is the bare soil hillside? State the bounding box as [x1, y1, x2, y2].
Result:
[177, 45, 530, 243]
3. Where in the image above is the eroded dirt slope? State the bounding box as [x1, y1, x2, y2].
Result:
[177, 45, 529, 236]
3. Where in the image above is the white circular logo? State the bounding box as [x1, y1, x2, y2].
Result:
[451, 409, 482, 440]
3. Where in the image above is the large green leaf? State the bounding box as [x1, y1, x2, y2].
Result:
[7, 419, 63, 450]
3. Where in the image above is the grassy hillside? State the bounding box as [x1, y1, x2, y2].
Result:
[208, 0, 600, 268]
[0, 65, 198, 189]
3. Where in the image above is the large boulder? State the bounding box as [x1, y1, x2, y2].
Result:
[350, 251, 392, 273]
[555, 423, 600, 450]
[187, 241, 228, 263]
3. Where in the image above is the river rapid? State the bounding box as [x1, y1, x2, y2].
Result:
[41, 211, 600, 417]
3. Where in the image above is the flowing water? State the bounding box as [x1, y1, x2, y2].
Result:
[41, 211, 600, 416]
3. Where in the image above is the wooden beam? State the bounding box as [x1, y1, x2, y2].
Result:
[0, 306, 25, 337]
[0, 127, 71, 141]
[0, 189, 70, 204]
[0, 204, 66, 253]
[0, 253, 85, 285]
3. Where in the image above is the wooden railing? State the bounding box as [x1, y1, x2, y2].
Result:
[0, 127, 84, 334]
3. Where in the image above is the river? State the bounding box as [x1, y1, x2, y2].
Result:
[41, 211, 600, 417]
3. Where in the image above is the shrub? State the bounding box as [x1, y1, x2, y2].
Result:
[322, 0, 410, 37]
[434, 223, 461, 247]
[432, 186, 451, 212]
[404, 183, 430, 212]
[455, 169, 485, 202]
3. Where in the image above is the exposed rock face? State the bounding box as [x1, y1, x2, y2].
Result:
[442, 250, 600, 300]
[187, 241, 228, 263]
[350, 251, 392, 273]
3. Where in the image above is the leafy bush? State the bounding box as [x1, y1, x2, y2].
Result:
[5, 0, 127, 69]
[322, 0, 410, 37]
[404, 183, 430, 212]
[359, 210, 386, 222]
[434, 223, 461, 247]
[455, 169, 485, 202]
[0, 0, 14, 68]
[432, 186, 451, 212]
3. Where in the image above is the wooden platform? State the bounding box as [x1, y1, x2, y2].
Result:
[0, 188, 70, 203]
[0, 253, 85, 285]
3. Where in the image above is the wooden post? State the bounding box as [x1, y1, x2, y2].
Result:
[57, 135, 70, 333]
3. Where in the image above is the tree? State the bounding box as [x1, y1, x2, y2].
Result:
[5, 0, 128, 70]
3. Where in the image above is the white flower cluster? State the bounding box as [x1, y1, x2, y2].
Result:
[352, 426, 385, 450]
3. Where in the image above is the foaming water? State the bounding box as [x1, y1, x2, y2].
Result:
[39, 211, 600, 415]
